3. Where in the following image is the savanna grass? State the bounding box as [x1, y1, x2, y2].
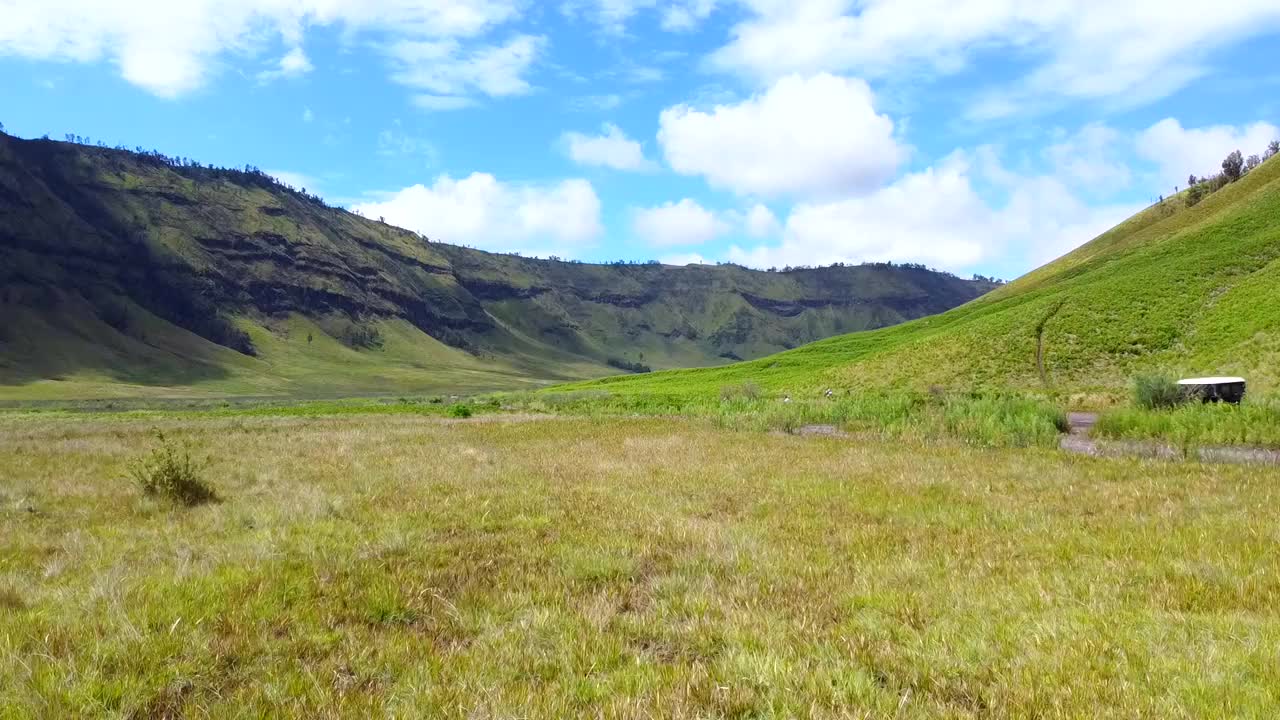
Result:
[2, 413, 1279, 717]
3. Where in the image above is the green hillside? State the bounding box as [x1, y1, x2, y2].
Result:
[573, 151, 1280, 403]
[0, 132, 992, 400]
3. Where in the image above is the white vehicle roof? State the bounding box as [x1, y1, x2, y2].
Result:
[1177, 377, 1246, 385]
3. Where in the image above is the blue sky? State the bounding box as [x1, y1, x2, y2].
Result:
[2, 1, 1279, 279]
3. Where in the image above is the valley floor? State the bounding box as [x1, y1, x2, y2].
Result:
[2, 413, 1278, 717]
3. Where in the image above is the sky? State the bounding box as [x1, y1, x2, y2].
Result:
[1, 1, 1279, 280]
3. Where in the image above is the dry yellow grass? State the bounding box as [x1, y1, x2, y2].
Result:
[2, 413, 1279, 717]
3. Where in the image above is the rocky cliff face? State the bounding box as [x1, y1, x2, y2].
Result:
[0, 133, 995, 380]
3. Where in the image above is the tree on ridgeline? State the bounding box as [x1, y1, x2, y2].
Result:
[1266, 140, 1280, 160]
[1246, 154, 1261, 173]
[1222, 150, 1244, 181]
[1188, 174, 1198, 187]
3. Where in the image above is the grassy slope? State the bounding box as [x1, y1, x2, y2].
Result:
[574, 154, 1280, 402]
[0, 134, 993, 401]
[3, 413, 1278, 717]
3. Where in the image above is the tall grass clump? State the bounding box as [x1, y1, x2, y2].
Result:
[1096, 399, 1280, 448]
[720, 382, 762, 402]
[707, 392, 1066, 448]
[1133, 374, 1189, 410]
[447, 403, 473, 418]
[129, 430, 216, 506]
[941, 396, 1069, 448]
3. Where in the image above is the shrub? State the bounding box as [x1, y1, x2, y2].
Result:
[720, 382, 763, 402]
[129, 430, 216, 506]
[1185, 184, 1207, 207]
[1133, 375, 1188, 410]
[607, 357, 652, 374]
[447, 404, 473, 418]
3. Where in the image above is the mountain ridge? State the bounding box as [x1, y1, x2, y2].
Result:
[0, 132, 995, 399]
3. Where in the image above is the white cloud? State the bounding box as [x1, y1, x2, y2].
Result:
[1043, 123, 1132, 191]
[266, 169, 320, 192]
[660, 252, 711, 266]
[562, 123, 656, 171]
[632, 199, 730, 247]
[389, 34, 543, 108]
[742, 203, 780, 238]
[658, 73, 903, 198]
[1136, 118, 1280, 188]
[351, 173, 603, 252]
[412, 94, 477, 111]
[377, 126, 438, 163]
[727, 150, 1140, 273]
[302, 107, 315, 123]
[0, 0, 522, 97]
[258, 47, 314, 83]
[662, 0, 718, 31]
[561, 0, 717, 34]
[711, 0, 1280, 112]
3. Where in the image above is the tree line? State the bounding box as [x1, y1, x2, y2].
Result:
[1179, 140, 1279, 208]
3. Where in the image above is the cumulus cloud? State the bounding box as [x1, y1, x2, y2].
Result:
[662, 0, 718, 31]
[0, 0, 524, 98]
[562, 123, 656, 171]
[658, 73, 903, 198]
[257, 47, 314, 83]
[1136, 118, 1280, 188]
[727, 150, 1140, 273]
[632, 199, 731, 247]
[711, 0, 1280, 113]
[350, 173, 602, 252]
[561, 0, 718, 34]
[1043, 123, 1132, 192]
[742, 204, 780, 238]
[389, 34, 543, 110]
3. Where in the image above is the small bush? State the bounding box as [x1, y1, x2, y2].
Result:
[129, 430, 217, 506]
[720, 382, 762, 402]
[607, 357, 652, 374]
[1134, 375, 1188, 410]
[447, 404, 473, 418]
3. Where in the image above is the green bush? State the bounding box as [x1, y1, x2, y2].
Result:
[447, 404, 473, 418]
[1133, 375, 1188, 410]
[720, 382, 762, 402]
[129, 430, 216, 506]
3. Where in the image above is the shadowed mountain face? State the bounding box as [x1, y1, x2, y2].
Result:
[0, 133, 995, 398]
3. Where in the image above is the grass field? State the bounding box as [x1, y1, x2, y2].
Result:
[4, 412, 1279, 717]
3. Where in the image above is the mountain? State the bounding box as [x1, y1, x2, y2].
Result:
[576, 150, 1280, 402]
[0, 133, 994, 400]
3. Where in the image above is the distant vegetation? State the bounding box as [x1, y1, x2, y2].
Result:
[606, 357, 652, 374]
[1182, 141, 1278, 207]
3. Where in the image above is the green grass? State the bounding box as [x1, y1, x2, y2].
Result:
[503, 390, 1069, 449]
[3, 413, 1280, 716]
[570, 152, 1280, 403]
[1096, 399, 1280, 448]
